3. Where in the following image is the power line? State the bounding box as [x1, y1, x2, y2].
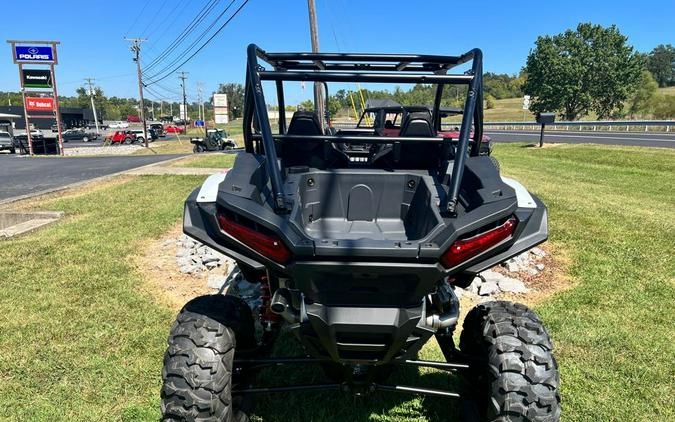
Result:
[147, 0, 193, 46]
[145, 0, 251, 86]
[124, 0, 153, 38]
[139, 0, 172, 38]
[142, 0, 222, 73]
[143, 0, 235, 78]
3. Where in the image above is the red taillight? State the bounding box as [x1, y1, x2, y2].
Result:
[217, 213, 291, 264]
[440, 217, 516, 268]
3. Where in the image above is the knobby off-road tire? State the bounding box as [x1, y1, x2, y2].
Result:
[459, 301, 560, 421]
[161, 295, 255, 422]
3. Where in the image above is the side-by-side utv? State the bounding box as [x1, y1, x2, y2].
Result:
[161, 45, 560, 421]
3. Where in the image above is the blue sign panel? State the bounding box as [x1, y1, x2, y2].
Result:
[15, 46, 54, 62]
[195, 120, 205, 127]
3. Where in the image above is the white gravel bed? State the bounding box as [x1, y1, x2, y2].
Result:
[64, 145, 145, 156]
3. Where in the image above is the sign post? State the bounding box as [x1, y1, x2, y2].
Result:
[7, 40, 63, 156]
[522, 95, 530, 122]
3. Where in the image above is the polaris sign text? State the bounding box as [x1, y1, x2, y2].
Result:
[14, 46, 54, 62]
[22, 69, 53, 88]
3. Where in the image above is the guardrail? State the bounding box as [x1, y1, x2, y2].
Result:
[479, 120, 674, 133]
[333, 120, 674, 132]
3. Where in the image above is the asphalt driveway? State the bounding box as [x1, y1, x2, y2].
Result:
[0, 154, 184, 202]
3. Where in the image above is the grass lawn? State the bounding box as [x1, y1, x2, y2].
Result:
[0, 176, 203, 421]
[0, 144, 672, 420]
[170, 152, 237, 168]
[132, 139, 194, 155]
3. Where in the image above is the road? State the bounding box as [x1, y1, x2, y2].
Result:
[0, 154, 183, 202]
[485, 129, 675, 148]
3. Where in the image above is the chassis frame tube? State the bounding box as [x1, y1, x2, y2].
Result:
[244, 44, 484, 217]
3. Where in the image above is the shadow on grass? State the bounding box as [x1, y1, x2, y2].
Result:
[248, 333, 465, 422]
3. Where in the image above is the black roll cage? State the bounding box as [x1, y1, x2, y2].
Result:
[243, 44, 484, 215]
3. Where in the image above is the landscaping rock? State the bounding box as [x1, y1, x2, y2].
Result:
[207, 274, 228, 290]
[504, 259, 520, 272]
[496, 276, 529, 294]
[478, 280, 499, 296]
[468, 276, 483, 294]
[531, 247, 546, 258]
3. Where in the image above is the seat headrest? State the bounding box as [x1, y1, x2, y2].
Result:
[400, 112, 435, 137]
[287, 111, 323, 136]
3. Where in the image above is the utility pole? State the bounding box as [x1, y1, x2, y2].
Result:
[125, 37, 149, 148]
[84, 77, 100, 134]
[307, 0, 325, 127]
[151, 101, 155, 121]
[197, 81, 206, 134]
[178, 71, 188, 132]
[160, 100, 163, 117]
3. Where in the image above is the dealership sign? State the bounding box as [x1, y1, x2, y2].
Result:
[25, 97, 55, 111]
[14, 45, 54, 62]
[213, 94, 229, 124]
[22, 69, 52, 88]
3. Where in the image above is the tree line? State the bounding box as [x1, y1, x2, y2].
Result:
[298, 24, 674, 121]
[0, 88, 209, 122]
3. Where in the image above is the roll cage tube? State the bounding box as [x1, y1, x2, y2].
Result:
[242, 44, 483, 216]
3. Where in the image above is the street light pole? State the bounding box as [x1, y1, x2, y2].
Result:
[125, 37, 149, 148]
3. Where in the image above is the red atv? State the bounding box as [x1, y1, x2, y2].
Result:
[104, 130, 138, 145]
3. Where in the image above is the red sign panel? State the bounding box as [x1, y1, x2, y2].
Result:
[25, 97, 54, 111]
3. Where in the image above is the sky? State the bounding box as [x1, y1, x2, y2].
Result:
[1, 0, 673, 105]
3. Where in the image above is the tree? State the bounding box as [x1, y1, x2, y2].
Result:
[483, 73, 523, 99]
[523, 23, 643, 120]
[651, 94, 675, 119]
[215, 83, 244, 119]
[646, 44, 675, 87]
[627, 70, 658, 117]
[326, 96, 343, 118]
[484, 94, 496, 109]
[299, 99, 314, 111]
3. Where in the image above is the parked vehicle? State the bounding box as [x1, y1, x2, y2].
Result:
[0, 131, 15, 154]
[149, 123, 166, 137]
[14, 131, 58, 154]
[61, 128, 99, 142]
[104, 130, 137, 145]
[129, 128, 158, 143]
[164, 124, 184, 134]
[86, 122, 108, 130]
[190, 128, 237, 152]
[160, 45, 560, 422]
[108, 121, 130, 129]
[356, 105, 493, 156]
